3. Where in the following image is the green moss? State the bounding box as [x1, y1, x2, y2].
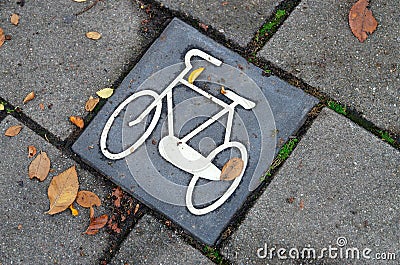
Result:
[327, 101, 346, 115]
[261, 138, 299, 181]
[258, 9, 286, 38]
[379, 130, 395, 144]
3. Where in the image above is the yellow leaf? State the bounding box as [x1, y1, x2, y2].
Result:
[28, 151, 50, 181]
[0, 103, 4, 110]
[69, 116, 84, 129]
[96, 88, 114, 99]
[69, 204, 79, 216]
[73, 0, 87, 2]
[23, 91, 35, 104]
[4, 125, 22, 137]
[46, 165, 79, 215]
[0, 27, 5, 47]
[86, 31, 101, 40]
[220, 157, 244, 181]
[76, 190, 101, 208]
[10, 13, 19, 26]
[188, 67, 205, 84]
[85, 96, 100, 112]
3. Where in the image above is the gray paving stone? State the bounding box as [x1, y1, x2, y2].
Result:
[0, 0, 148, 139]
[260, 0, 400, 133]
[110, 215, 213, 265]
[0, 116, 112, 264]
[221, 108, 400, 264]
[158, 0, 281, 47]
[72, 18, 318, 245]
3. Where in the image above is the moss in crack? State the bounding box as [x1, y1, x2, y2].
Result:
[327, 100, 346, 115]
[256, 9, 286, 42]
[261, 138, 299, 181]
[203, 246, 227, 265]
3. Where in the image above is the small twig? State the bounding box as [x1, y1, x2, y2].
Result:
[75, 0, 102, 16]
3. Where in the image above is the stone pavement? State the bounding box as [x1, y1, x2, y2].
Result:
[1, 0, 399, 265]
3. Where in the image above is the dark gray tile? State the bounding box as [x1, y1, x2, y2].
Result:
[72, 18, 318, 245]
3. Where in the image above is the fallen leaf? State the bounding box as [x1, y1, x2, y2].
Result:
[299, 199, 304, 210]
[188, 67, 205, 84]
[222, 1, 229, 6]
[46, 165, 79, 215]
[0, 103, 4, 110]
[0, 27, 5, 47]
[89, 206, 95, 218]
[84, 214, 108, 235]
[39, 103, 45, 110]
[17, 224, 23, 230]
[220, 86, 226, 94]
[5, 125, 22, 137]
[10, 13, 19, 26]
[23, 91, 35, 104]
[349, 0, 378, 42]
[76, 190, 101, 208]
[220, 157, 244, 181]
[28, 145, 37, 158]
[73, 0, 87, 2]
[85, 96, 100, 111]
[112, 186, 123, 208]
[198, 23, 208, 31]
[28, 151, 50, 181]
[69, 204, 79, 216]
[69, 116, 84, 129]
[286, 197, 295, 204]
[96, 88, 114, 99]
[133, 203, 139, 215]
[86, 31, 101, 40]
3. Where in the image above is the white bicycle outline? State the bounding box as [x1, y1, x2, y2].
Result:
[100, 49, 256, 215]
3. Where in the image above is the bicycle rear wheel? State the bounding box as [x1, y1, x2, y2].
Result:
[100, 90, 162, 160]
[185, 141, 247, 215]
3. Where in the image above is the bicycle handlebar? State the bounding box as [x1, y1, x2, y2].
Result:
[184, 49, 222, 68]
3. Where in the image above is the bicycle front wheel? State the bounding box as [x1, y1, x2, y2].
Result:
[100, 90, 162, 160]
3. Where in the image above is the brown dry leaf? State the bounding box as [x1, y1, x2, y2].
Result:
[85, 96, 100, 112]
[84, 214, 108, 235]
[28, 145, 37, 158]
[69, 116, 84, 129]
[220, 86, 227, 94]
[46, 165, 79, 215]
[86, 31, 101, 40]
[10, 13, 20, 26]
[299, 199, 304, 210]
[0, 27, 5, 47]
[112, 187, 123, 207]
[89, 206, 95, 218]
[188, 67, 205, 84]
[220, 157, 244, 181]
[5, 125, 22, 137]
[23, 91, 35, 104]
[76, 190, 101, 208]
[39, 103, 45, 110]
[349, 0, 378, 42]
[198, 23, 208, 31]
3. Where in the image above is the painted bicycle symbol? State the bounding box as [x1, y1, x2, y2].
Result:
[100, 49, 256, 215]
